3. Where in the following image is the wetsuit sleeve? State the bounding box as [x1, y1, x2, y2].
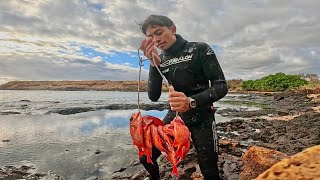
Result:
[190, 43, 228, 107]
[147, 65, 163, 102]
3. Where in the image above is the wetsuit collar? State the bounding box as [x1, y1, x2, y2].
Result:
[163, 34, 188, 55]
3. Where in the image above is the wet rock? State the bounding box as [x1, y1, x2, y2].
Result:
[130, 170, 147, 180]
[180, 166, 196, 179]
[239, 146, 288, 180]
[49, 107, 95, 115]
[94, 149, 102, 154]
[129, 160, 140, 166]
[255, 145, 320, 180]
[85, 176, 99, 180]
[190, 172, 204, 180]
[218, 109, 274, 118]
[20, 99, 31, 102]
[0, 165, 47, 180]
[113, 167, 126, 173]
[220, 153, 242, 180]
[21, 104, 28, 109]
[47, 103, 169, 115]
[219, 139, 243, 157]
[257, 112, 320, 155]
[219, 139, 240, 149]
[0, 111, 21, 115]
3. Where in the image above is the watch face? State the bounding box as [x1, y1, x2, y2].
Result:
[188, 97, 196, 108]
[190, 100, 196, 108]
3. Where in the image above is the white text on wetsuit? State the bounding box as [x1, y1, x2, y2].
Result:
[160, 54, 193, 67]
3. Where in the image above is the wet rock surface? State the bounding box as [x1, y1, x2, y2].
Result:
[1, 90, 319, 179]
[0, 165, 67, 180]
[47, 103, 169, 115]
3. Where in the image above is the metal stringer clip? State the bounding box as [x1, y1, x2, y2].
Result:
[137, 49, 148, 111]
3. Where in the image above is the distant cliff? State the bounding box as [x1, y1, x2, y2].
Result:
[0, 80, 168, 91]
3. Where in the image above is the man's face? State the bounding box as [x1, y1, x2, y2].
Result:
[145, 25, 177, 51]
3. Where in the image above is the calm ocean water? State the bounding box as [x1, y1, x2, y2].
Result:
[0, 90, 166, 103]
[0, 90, 258, 179]
[0, 90, 168, 115]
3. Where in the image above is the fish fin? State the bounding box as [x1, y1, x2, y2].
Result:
[142, 116, 153, 126]
[163, 126, 174, 136]
[145, 115, 164, 126]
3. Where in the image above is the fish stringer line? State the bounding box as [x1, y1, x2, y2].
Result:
[137, 49, 147, 112]
[150, 53, 179, 117]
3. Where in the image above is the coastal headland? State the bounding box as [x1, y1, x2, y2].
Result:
[0, 80, 163, 92]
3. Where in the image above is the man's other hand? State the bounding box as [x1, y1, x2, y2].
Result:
[139, 38, 160, 66]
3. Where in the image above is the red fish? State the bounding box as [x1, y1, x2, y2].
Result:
[171, 116, 191, 160]
[142, 115, 164, 164]
[164, 141, 180, 177]
[162, 124, 174, 137]
[129, 112, 145, 157]
[150, 124, 167, 153]
[143, 124, 153, 164]
[158, 126, 174, 146]
[143, 115, 164, 126]
[158, 125, 180, 177]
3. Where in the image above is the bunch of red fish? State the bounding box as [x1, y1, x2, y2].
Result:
[130, 112, 191, 176]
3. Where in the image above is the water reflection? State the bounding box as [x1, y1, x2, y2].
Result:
[79, 108, 232, 136]
[0, 109, 170, 179]
[80, 109, 168, 134]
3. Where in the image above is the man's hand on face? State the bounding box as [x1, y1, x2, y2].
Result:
[139, 38, 161, 67]
[168, 86, 190, 112]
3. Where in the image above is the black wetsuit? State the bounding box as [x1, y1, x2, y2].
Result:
[140, 34, 228, 180]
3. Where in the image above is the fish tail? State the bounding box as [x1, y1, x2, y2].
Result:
[147, 155, 154, 165]
[138, 148, 145, 157]
[171, 165, 180, 177]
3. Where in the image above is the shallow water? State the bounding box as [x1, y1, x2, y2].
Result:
[0, 90, 260, 179]
[0, 90, 259, 116]
[0, 109, 166, 179]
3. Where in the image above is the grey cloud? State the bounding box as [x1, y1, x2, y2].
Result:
[0, 0, 319, 82]
[0, 55, 148, 83]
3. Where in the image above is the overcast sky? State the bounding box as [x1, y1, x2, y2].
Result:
[0, 0, 319, 84]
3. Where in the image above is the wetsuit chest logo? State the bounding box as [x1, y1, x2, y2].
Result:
[160, 54, 193, 68]
[162, 68, 169, 74]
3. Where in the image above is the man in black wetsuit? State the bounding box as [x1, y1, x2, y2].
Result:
[138, 15, 228, 180]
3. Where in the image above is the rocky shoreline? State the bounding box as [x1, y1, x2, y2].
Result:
[1, 89, 319, 179]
